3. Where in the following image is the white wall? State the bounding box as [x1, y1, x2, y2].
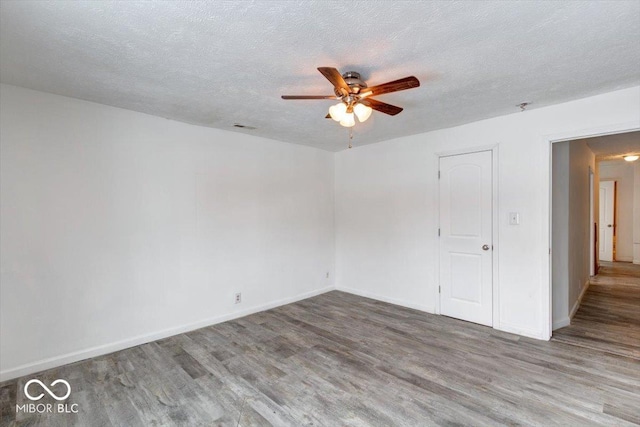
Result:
[599, 159, 637, 262]
[0, 84, 335, 381]
[552, 140, 595, 330]
[335, 86, 640, 340]
[567, 141, 595, 317]
[2, 83, 639, 381]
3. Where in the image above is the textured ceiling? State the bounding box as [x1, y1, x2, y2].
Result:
[584, 131, 640, 161]
[1, 1, 639, 151]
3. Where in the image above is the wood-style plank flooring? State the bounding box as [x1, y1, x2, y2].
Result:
[553, 261, 640, 359]
[2, 275, 640, 426]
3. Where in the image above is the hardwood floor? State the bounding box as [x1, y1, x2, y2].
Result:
[553, 261, 640, 359]
[2, 284, 639, 426]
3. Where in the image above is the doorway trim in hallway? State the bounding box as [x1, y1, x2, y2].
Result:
[543, 120, 640, 340]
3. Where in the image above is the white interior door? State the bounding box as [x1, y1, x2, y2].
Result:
[599, 181, 615, 262]
[439, 150, 493, 326]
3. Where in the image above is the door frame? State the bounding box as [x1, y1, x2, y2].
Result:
[435, 144, 500, 330]
[589, 167, 595, 276]
[544, 121, 640, 340]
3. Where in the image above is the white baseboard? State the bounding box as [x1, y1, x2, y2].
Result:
[495, 322, 547, 340]
[0, 286, 335, 382]
[335, 286, 434, 313]
[558, 279, 591, 331]
[569, 279, 590, 320]
[552, 317, 571, 331]
[336, 286, 546, 340]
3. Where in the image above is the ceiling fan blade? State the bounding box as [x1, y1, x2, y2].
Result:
[281, 95, 337, 100]
[317, 67, 350, 94]
[360, 98, 403, 116]
[360, 76, 420, 97]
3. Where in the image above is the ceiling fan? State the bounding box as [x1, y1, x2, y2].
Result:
[282, 67, 420, 127]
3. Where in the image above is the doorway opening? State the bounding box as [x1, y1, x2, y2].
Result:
[550, 130, 640, 340]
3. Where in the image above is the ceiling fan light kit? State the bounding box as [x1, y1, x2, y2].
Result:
[329, 102, 347, 122]
[353, 103, 373, 122]
[329, 104, 372, 127]
[282, 67, 420, 129]
[339, 112, 356, 128]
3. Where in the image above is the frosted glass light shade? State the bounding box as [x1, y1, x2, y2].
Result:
[339, 112, 355, 127]
[623, 155, 639, 162]
[354, 103, 373, 122]
[329, 103, 347, 122]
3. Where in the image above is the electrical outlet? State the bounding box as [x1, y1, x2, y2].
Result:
[235, 293, 241, 304]
[509, 212, 520, 225]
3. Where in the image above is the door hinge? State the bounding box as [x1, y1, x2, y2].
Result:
[439, 285, 441, 294]
[438, 170, 440, 179]
[438, 228, 441, 237]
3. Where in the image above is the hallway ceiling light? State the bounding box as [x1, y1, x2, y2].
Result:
[623, 155, 639, 161]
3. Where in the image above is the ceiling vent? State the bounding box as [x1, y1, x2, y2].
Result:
[233, 123, 256, 130]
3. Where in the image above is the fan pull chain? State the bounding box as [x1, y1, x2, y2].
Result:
[348, 128, 353, 149]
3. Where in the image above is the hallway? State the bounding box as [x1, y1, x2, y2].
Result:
[553, 262, 640, 359]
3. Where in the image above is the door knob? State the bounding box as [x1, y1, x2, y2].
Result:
[607, 224, 612, 228]
[482, 244, 490, 251]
